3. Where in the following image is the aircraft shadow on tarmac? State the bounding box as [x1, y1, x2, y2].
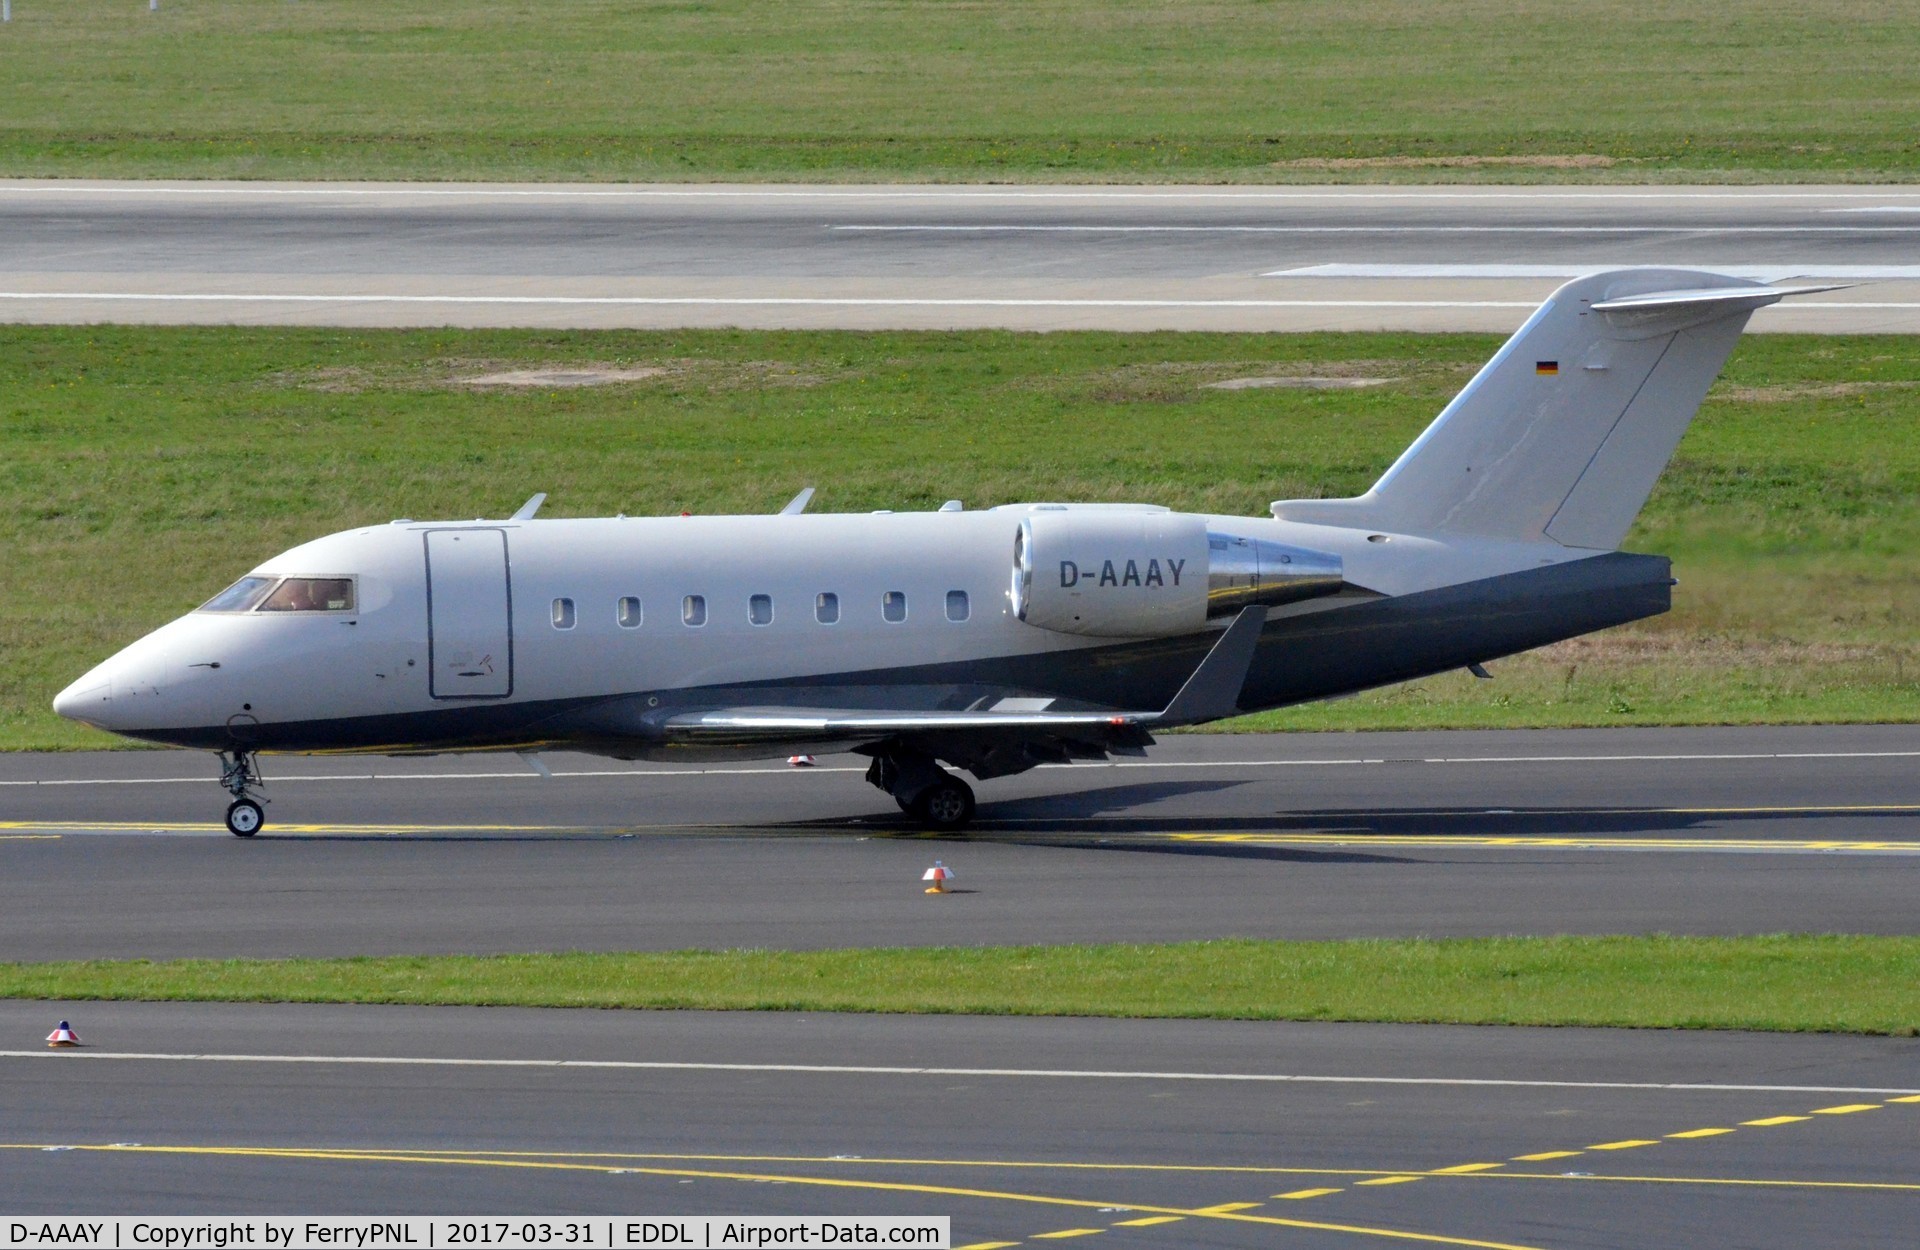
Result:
[969, 794, 1906, 837]
[843, 783, 1914, 862]
[857, 780, 1408, 862]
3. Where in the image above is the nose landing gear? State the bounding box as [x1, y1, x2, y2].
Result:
[219, 750, 267, 837]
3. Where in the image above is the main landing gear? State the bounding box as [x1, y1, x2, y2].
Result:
[219, 749, 267, 837]
[867, 750, 977, 831]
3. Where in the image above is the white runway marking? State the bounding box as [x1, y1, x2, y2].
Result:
[6, 748, 1917, 787]
[0, 293, 1912, 313]
[1265, 264, 1920, 280]
[0, 292, 1549, 309]
[1, 1049, 1913, 1095]
[832, 224, 1920, 234]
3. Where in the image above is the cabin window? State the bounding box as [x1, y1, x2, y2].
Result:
[749, 593, 774, 626]
[258, 577, 356, 613]
[682, 595, 707, 627]
[198, 576, 277, 613]
[617, 596, 643, 628]
[551, 598, 576, 630]
[946, 590, 970, 622]
[815, 592, 839, 624]
[883, 591, 908, 623]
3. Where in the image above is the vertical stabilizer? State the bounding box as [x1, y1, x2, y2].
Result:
[1271, 269, 1819, 550]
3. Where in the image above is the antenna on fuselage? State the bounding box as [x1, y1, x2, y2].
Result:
[509, 493, 547, 521]
[778, 487, 816, 516]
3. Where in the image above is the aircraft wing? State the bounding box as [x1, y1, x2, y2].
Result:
[654, 605, 1267, 765]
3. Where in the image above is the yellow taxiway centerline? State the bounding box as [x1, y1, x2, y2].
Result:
[0, 820, 574, 835]
[1168, 832, 1920, 853]
[1485, 1171, 1920, 1193]
[0, 1142, 1547, 1250]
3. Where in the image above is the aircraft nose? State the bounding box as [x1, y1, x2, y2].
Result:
[52, 673, 112, 725]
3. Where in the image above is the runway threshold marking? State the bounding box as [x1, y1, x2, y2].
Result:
[5, 1050, 1914, 1097]
[0, 1143, 1549, 1250]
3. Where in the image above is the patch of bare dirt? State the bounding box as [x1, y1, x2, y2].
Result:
[1073, 359, 1419, 403]
[1714, 380, 1920, 403]
[457, 367, 670, 388]
[271, 358, 842, 393]
[1205, 376, 1398, 391]
[1273, 154, 1618, 170]
[1531, 634, 1895, 666]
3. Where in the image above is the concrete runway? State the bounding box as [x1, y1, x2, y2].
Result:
[3, 182, 1918, 332]
[4, 726, 1919, 959]
[2, 1001, 1916, 1246]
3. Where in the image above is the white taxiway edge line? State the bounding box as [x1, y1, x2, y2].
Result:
[0, 293, 1545, 309]
[6, 749, 1919, 787]
[1, 293, 1912, 311]
[831, 224, 1920, 234]
[0, 1050, 1913, 1095]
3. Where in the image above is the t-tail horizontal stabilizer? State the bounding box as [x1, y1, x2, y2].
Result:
[1271, 269, 1844, 551]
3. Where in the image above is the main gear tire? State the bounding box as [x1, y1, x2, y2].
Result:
[909, 777, 976, 831]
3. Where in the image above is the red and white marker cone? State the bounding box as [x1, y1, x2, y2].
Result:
[788, 755, 817, 768]
[46, 1021, 80, 1048]
[922, 861, 954, 894]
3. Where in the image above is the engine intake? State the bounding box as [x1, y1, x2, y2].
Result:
[1011, 511, 1342, 637]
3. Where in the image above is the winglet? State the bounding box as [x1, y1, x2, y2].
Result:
[779, 487, 816, 516]
[1155, 606, 1266, 726]
[510, 493, 547, 521]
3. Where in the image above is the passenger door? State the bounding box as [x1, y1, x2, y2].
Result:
[425, 528, 513, 699]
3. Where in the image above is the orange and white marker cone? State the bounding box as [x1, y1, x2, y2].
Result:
[46, 1021, 80, 1048]
[922, 861, 954, 894]
[788, 755, 817, 768]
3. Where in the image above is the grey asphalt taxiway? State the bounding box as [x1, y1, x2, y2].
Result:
[3, 1001, 1917, 1247]
[3, 181, 1918, 332]
[4, 726, 1919, 960]
[6, 725, 1919, 1239]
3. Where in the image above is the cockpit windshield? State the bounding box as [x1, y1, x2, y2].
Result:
[197, 576, 277, 613]
[196, 576, 356, 613]
[259, 577, 356, 612]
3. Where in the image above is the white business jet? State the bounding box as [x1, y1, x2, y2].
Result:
[54, 269, 1832, 835]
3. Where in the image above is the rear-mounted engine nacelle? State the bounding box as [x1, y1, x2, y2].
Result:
[1011, 510, 1342, 637]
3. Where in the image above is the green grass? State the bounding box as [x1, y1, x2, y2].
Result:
[0, 1, 1917, 182]
[7, 325, 1919, 749]
[5, 936, 1917, 1035]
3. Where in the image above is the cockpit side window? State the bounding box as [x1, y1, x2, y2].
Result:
[198, 576, 278, 613]
[258, 577, 356, 613]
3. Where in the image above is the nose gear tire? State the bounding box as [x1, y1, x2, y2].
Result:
[226, 798, 264, 837]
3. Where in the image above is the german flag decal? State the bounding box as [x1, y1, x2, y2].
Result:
[1535, 360, 1560, 375]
